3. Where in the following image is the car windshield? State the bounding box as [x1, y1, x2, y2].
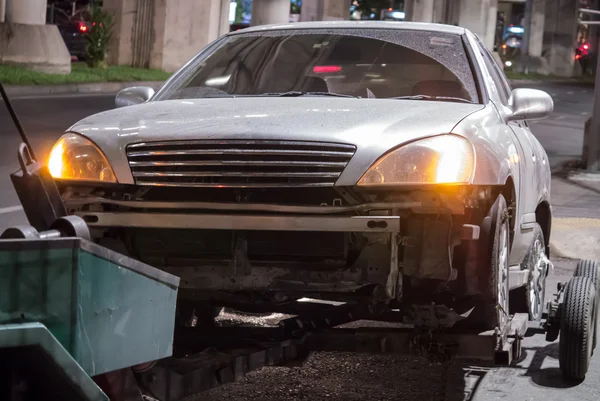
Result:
[154, 29, 480, 103]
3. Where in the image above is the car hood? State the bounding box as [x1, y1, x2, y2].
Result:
[70, 97, 484, 185]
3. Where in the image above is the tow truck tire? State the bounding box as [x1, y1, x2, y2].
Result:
[559, 276, 596, 381]
[574, 260, 600, 350]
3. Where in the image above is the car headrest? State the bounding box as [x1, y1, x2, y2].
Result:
[411, 80, 468, 99]
[303, 76, 329, 93]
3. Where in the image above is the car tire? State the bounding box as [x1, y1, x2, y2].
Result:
[509, 224, 548, 321]
[559, 276, 596, 381]
[469, 194, 511, 330]
[574, 260, 600, 350]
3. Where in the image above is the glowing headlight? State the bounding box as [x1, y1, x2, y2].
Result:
[48, 133, 117, 182]
[358, 135, 474, 186]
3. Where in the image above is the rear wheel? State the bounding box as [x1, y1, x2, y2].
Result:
[559, 277, 596, 381]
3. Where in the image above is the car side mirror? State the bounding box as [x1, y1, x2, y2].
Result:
[115, 86, 155, 108]
[507, 88, 554, 121]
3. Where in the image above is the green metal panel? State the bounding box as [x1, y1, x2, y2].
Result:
[0, 322, 108, 401]
[0, 246, 75, 349]
[0, 238, 179, 377]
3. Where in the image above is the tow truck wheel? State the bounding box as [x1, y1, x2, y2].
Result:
[510, 224, 547, 321]
[559, 276, 596, 381]
[574, 260, 600, 350]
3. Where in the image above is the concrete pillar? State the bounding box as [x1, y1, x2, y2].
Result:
[5, 0, 46, 25]
[157, 0, 230, 71]
[485, 2, 498, 50]
[442, 0, 461, 26]
[432, 0, 448, 24]
[104, 0, 136, 67]
[106, 0, 230, 72]
[0, 0, 5, 24]
[405, 0, 434, 23]
[458, 0, 498, 50]
[252, 0, 289, 25]
[300, 0, 351, 22]
[0, 0, 70, 73]
[543, 0, 578, 77]
[521, 0, 533, 55]
[529, 0, 545, 58]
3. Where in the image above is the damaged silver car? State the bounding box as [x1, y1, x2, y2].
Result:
[47, 21, 554, 331]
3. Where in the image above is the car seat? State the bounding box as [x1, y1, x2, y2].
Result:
[303, 76, 329, 93]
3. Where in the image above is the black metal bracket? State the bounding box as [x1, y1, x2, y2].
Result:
[543, 281, 566, 342]
[1, 83, 68, 231]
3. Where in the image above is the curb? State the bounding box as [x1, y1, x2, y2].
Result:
[549, 217, 600, 261]
[3, 81, 164, 97]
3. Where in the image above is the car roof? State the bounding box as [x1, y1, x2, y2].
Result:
[229, 21, 467, 36]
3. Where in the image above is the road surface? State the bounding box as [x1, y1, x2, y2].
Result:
[0, 83, 597, 400]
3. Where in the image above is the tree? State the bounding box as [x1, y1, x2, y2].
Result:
[235, 0, 244, 22]
[84, 2, 114, 68]
[291, 0, 302, 14]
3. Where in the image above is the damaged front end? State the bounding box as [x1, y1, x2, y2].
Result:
[54, 180, 493, 318]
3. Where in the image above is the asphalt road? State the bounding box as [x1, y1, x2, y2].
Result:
[0, 84, 597, 400]
[523, 82, 594, 169]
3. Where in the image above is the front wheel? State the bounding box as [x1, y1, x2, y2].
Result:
[468, 194, 511, 330]
[510, 224, 548, 321]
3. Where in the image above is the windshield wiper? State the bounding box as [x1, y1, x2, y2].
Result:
[392, 94, 474, 104]
[257, 91, 359, 98]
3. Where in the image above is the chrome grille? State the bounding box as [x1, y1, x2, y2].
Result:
[126, 140, 356, 188]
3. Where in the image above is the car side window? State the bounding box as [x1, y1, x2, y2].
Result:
[485, 51, 513, 102]
[474, 41, 511, 105]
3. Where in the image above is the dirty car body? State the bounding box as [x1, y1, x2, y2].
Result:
[47, 22, 553, 328]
